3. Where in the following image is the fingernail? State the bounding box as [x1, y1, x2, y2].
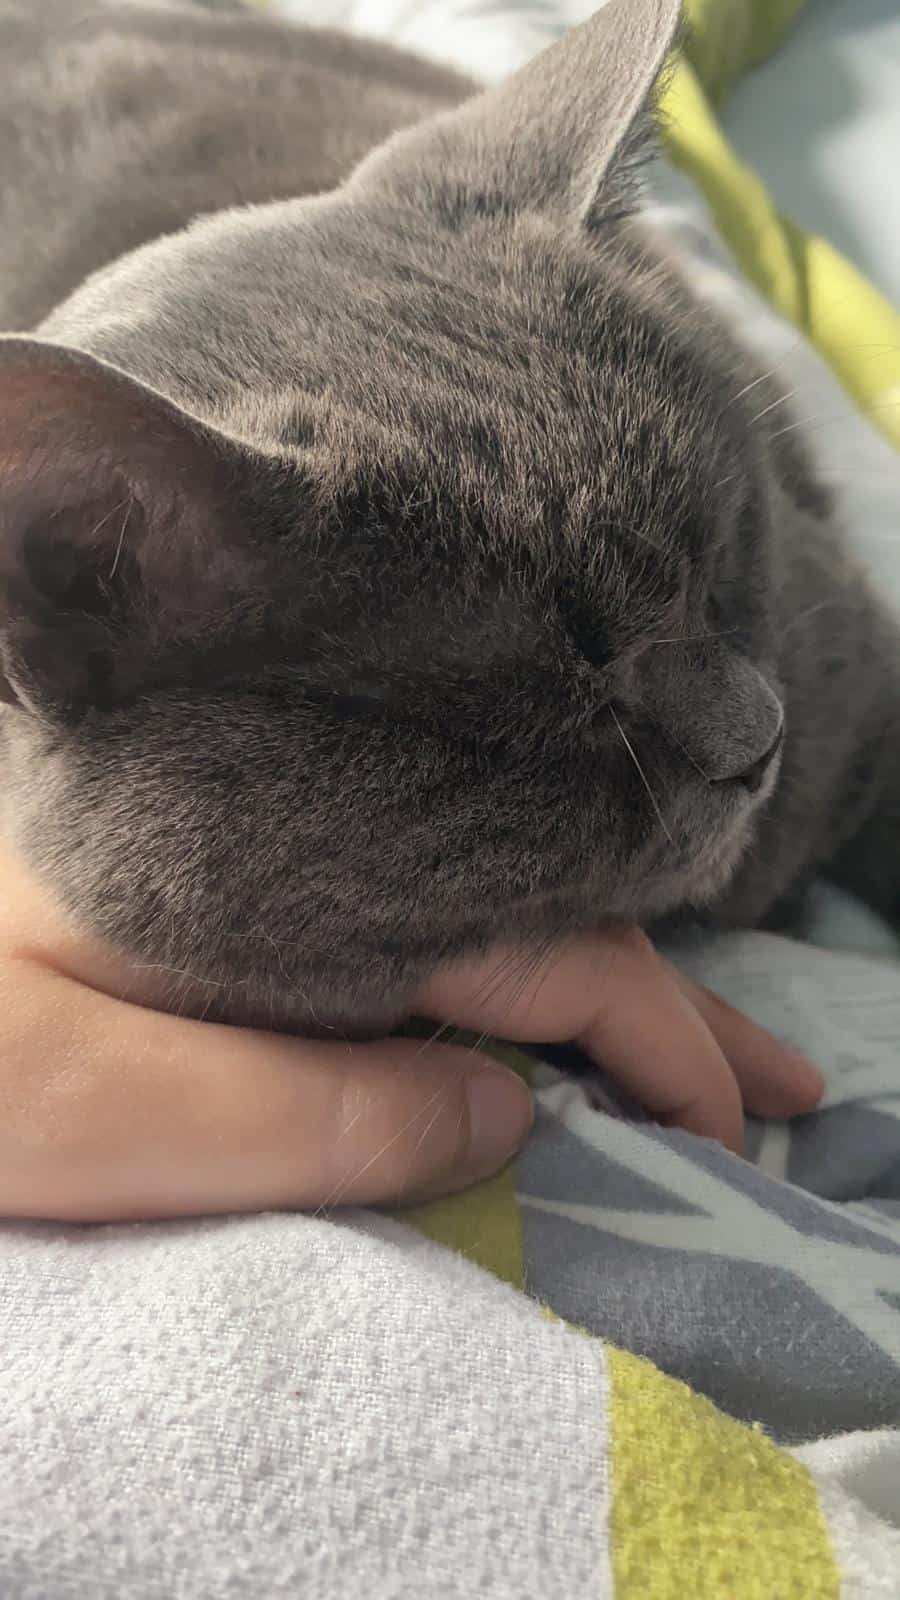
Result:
[778, 1043, 826, 1094]
[785, 1051, 826, 1102]
[465, 1064, 534, 1179]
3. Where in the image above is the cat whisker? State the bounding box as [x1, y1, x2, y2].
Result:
[489, 934, 565, 1025]
[718, 277, 900, 423]
[398, 1034, 487, 1193]
[519, 934, 569, 1014]
[748, 388, 798, 427]
[404, 1081, 463, 1173]
[723, 367, 778, 411]
[82, 493, 130, 551]
[108, 496, 134, 580]
[780, 599, 844, 638]
[646, 628, 738, 647]
[609, 705, 674, 846]
[803, 465, 900, 482]
[332, 1103, 368, 1148]
[126, 958, 234, 991]
[256, 926, 339, 1034]
[769, 398, 900, 443]
[465, 935, 559, 1011]
[648, 714, 712, 786]
[315, 1044, 475, 1214]
[592, 517, 662, 553]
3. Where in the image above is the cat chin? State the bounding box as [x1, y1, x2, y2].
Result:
[683, 816, 758, 909]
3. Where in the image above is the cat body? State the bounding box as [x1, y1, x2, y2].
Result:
[0, 0, 897, 1033]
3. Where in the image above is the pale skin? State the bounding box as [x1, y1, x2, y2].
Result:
[0, 835, 824, 1222]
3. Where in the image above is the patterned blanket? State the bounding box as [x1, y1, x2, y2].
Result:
[2, 3, 899, 1595]
[341, 0, 900, 1448]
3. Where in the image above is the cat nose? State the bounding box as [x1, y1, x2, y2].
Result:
[713, 720, 784, 794]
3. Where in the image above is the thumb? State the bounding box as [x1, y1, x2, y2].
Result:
[0, 837, 533, 1219]
[283, 1035, 534, 1211]
[2, 962, 533, 1220]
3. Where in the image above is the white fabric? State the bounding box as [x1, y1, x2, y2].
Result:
[796, 1472, 900, 1598]
[4, 1208, 900, 1598]
[4, 5, 900, 1594]
[793, 1431, 900, 1529]
[0, 1212, 613, 1598]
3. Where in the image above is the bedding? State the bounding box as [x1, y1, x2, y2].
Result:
[722, 0, 900, 312]
[2, 2, 899, 1594]
[272, 0, 900, 1448]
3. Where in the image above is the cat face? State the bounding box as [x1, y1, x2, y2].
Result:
[0, 0, 785, 1030]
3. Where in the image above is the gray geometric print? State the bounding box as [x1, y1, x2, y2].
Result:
[518, 924, 900, 1446]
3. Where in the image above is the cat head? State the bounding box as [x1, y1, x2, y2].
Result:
[0, 0, 786, 1031]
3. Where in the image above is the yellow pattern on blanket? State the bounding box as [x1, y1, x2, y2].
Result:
[664, 0, 900, 447]
[608, 1346, 839, 1597]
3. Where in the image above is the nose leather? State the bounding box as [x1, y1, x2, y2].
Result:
[633, 640, 785, 788]
[714, 719, 784, 793]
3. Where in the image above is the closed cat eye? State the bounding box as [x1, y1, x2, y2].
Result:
[322, 689, 391, 720]
[262, 679, 392, 720]
[556, 583, 613, 670]
[705, 594, 755, 654]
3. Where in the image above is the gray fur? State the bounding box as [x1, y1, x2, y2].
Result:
[0, 0, 897, 1035]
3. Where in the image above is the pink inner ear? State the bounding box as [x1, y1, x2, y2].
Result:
[0, 336, 217, 495]
[0, 340, 135, 471]
[0, 336, 271, 715]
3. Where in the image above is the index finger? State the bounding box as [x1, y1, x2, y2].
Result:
[415, 925, 746, 1152]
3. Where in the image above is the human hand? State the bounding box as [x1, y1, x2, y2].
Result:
[418, 925, 824, 1157]
[0, 839, 823, 1222]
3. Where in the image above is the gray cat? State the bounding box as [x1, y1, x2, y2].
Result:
[0, 0, 897, 1037]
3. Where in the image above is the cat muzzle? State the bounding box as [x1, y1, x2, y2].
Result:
[713, 719, 785, 795]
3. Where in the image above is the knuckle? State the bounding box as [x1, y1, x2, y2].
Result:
[613, 923, 656, 962]
[588, 920, 659, 985]
[320, 1044, 465, 1204]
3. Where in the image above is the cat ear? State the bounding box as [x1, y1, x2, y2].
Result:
[0, 337, 268, 716]
[348, 0, 681, 228]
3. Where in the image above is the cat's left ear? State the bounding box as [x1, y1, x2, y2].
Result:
[348, 0, 682, 229]
[0, 337, 273, 717]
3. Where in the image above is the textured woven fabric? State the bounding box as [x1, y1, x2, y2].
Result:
[4, 1210, 900, 1598]
[3, 3, 900, 1594]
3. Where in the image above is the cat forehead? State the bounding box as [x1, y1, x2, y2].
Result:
[49, 196, 707, 417]
[42, 204, 738, 579]
[189, 217, 721, 459]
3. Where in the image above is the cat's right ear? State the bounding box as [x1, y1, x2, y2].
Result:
[0, 337, 275, 718]
[348, 0, 682, 230]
